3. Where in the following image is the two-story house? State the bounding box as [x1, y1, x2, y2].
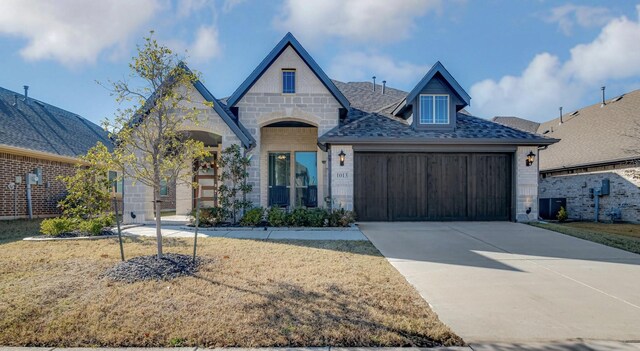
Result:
[123, 33, 557, 223]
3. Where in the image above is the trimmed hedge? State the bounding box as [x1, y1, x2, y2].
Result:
[40, 214, 114, 236]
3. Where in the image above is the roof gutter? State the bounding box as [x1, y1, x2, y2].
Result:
[540, 156, 640, 173]
[0, 144, 85, 164]
[318, 136, 560, 146]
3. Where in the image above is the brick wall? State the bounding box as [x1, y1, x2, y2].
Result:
[539, 167, 640, 222]
[0, 152, 75, 219]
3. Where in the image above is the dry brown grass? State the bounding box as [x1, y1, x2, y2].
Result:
[561, 222, 640, 239]
[0, 235, 462, 348]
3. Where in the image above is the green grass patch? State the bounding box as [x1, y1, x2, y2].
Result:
[0, 219, 43, 244]
[530, 222, 640, 255]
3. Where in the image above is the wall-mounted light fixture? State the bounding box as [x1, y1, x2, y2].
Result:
[338, 150, 346, 166]
[525, 151, 536, 167]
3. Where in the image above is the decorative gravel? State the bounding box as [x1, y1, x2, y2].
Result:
[102, 253, 202, 283]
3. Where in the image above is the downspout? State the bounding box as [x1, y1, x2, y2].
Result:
[594, 188, 601, 222]
[26, 174, 33, 219]
[328, 145, 332, 210]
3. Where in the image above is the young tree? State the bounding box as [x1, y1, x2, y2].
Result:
[102, 32, 208, 258]
[58, 142, 113, 219]
[217, 144, 252, 224]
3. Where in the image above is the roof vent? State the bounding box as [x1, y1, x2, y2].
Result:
[382, 80, 386, 95]
[542, 130, 550, 134]
[559, 106, 563, 124]
[12, 94, 18, 106]
[372, 76, 376, 92]
[570, 111, 579, 116]
[612, 94, 624, 102]
[601, 86, 606, 107]
[23, 85, 29, 101]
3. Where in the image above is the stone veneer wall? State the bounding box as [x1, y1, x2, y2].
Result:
[123, 84, 242, 224]
[539, 167, 640, 222]
[515, 146, 539, 222]
[329, 145, 354, 211]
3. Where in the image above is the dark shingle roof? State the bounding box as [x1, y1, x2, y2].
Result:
[0, 86, 111, 158]
[492, 116, 541, 134]
[319, 109, 557, 145]
[332, 80, 406, 113]
[536, 89, 640, 171]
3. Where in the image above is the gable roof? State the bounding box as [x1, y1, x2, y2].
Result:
[492, 116, 541, 134]
[226, 32, 350, 108]
[135, 63, 255, 149]
[534, 89, 640, 172]
[407, 61, 471, 106]
[0, 86, 111, 159]
[183, 64, 255, 149]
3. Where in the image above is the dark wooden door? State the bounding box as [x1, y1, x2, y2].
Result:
[354, 152, 512, 221]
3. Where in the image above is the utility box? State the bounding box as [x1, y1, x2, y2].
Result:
[34, 168, 43, 185]
[601, 178, 610, 195]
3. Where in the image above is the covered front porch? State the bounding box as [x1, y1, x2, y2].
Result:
[259, 120, 326, 209]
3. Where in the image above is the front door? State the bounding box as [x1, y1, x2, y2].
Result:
[268, 151, 318, 208]
[268, 152, 291, 207]
[194, 154, 217, 208]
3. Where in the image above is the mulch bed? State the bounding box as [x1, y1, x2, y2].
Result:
[101, 253, 203, 283]
[29, 229, 116, 239]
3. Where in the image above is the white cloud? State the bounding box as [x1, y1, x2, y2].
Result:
[0, 0, 160, 66]
[329, 52, 428, 87]
[189, 26, 222, 62]
[545, 4, 613, 36]
[470, 5, 640, 122]
[275, 0, 442, 44]
[222, 0, 246, 13]
[176, 0, 210, 18]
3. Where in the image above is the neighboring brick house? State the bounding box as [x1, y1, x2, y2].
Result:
[493, 89, 640, 222]
[0, 86, 115, 219]
[125, 33, 557, 223]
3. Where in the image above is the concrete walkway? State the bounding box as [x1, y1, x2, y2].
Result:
[360, 221, 640, 344]
[123, 225, 368, 241]
[3, 342, 640, 350]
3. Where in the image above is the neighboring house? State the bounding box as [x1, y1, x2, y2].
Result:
[124, 33, 557, 223]
[0, 86, 113, 219]
[493, 89, 640, 222]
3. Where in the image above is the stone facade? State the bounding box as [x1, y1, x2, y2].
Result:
[329, 145, 354, 210]
[0, 152, 75, 219]
[515, 146, 540, 222]
[540, 166, 640, 222]
[236, 45, 341, 207]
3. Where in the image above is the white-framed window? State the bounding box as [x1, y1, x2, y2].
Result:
[282, 69, 296, 94]
[419, 94, 449, 124]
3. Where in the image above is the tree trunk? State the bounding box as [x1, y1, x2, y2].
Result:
[154, 187, 163, 259]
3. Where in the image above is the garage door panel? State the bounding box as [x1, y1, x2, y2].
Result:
[388, 154, 420, 220]
[354, 153, 388, 221]
[354, 152, 511, 221]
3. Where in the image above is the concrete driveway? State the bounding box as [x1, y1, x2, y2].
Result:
[359, 221, 640, 343]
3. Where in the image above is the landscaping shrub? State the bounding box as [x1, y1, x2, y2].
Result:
[266, 207, 287, 227]
[307, 208, 329, 227]
[78, 215, 115, 235]
[288, 208, 309, 227]
[329, 208, 356, 227]
[240, 207, 264, 226]
[40, 217, 75, 236]
[189, 206, 225, 226]
[557, 206, 568, 222]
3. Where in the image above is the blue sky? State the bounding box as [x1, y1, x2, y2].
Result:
[0, 0, 639, 124]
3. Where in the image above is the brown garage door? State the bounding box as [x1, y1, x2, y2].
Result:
[354, 152, 512, 221]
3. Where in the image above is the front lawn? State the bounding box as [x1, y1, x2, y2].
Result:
[0, 218, 42, 244]
[0, 235, 462, 347]
[530, 221, 640, 255]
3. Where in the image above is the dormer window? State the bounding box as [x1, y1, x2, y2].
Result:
[419, 94, 449, 124]
[282, 69, 296, 94]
